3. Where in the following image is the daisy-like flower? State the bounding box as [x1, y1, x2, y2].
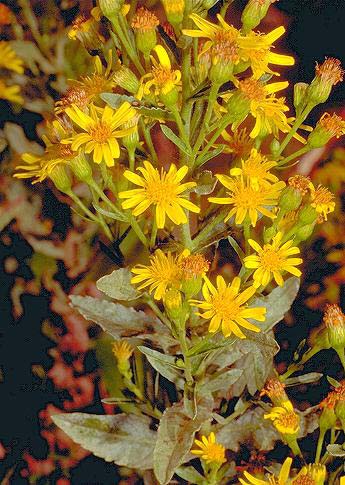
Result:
[238, 27, 294, 79]
[63, 103, 136, 167]
[237, 78, 294, 139]
[209, 175, 285, 227]
[142, 45, 181, 103]
[0, 80, 23, 104]
[191, 432, 226, 465]
[239, 457, 292, 485]
[230, 148, 278, 189]
[309, 183, 335, 221]
[264, 401, 300, 435]
[244, 232, 302, 288]
[190, 275, 266, 338]
[131, 249, 186, 300]
[221, 128, 254, 159]
[0, 41, 24, 74]
[119, 161, 200, 228]
[183, 14, 294, 79]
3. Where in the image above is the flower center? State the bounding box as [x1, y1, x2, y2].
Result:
[212, 30, 239, 63]
[152, 66, 175, 87]
[211, 292, 240, 321]
[311, 186, 334, 206]
[203, 442, 226, 464]
[239, 78, 266, 102]
[259, 247, 283, 271]
[145, 179, 177, 205]
[316, 57, 344, 86]
[89, 121, 113, 143]
[276, 411, 299, 434]
[232, 184, 267, 209]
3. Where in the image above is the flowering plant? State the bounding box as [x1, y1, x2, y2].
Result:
[4, 0, 345, 483]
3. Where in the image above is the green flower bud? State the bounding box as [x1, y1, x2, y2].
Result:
[279, 187, 303, 212]
[131, 7, 159, 56]
[298, 205, 318, 225]
[113, 66, 140, 94]
[98, 0, 124, 18]
[307, 58, 344, 107]
[159, 86, 179, 107]
[163, 288, 184, 322]
[69, 154, 93, 183]
[226, 90, 251, 125]
[50, 165, 72, 193]
[161, 0, 185, 26]
[323, 304, 345, 350]
[241, 0, 277, 34]
[295, 223, 315, 242]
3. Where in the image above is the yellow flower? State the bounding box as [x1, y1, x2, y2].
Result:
[309, 182, 335, 221]
[63, 103, 136, 167]
[0, 80, 23, 104]
[131, 249, 184, 300]
[0, 41, 24, 74]
[237, 78, 293, 139]
[244, 232, 303, 288]
[230, 148, 278, 189]
[191, 432, 226, 465]
[238, 27, 294, 79]
[190, 275, 266, 338]
[142, 46, 181, 103]
[299, 464, 326, 485]
[112, 340, 134, 363]
[209, 175, 285, 227]
[14, 120, 75, 184]
[239, 457, 292, 485]
[183, 14, 294, 79]
[119, 161, 199, 228]
[264, 401, 300, 435]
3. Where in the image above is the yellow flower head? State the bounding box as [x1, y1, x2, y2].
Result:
[264, 401, 300, 435]
[209, 174, 285, 227]
[244, 232, 303, 288]
[119, 161, 199, 228]
[143, 45, 181, 98]
[309, 182, 335, 221]
[317, 112, 345, 139]
[0, 80, 23, 104]
[0, 41, 24, 74]
[191, 432, 226, 465]
[63, 102, 136, 167]
[239, 457, 292, 485]
[221, 128, 254, 159]
[131, 7, 159, 32]
[131, 249, 185, 300]
[230, 148, 278, 189]
[238, 26, 294, 79]
[179, 253, 210, 280]
[298, 464, 326, 485]
[237, 78, 293, 139]
[190, 275, 266, 338]
[14, 120, 75, 184]
[112, 340, 134, 363]
[56, 52, 116, 114]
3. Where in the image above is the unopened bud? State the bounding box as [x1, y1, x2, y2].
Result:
[295, 223, 315, 242]
[323, 304, 345, 350]
[279, 186, 302, 212]
[298, 205, 318, 225]
[226, 90, 251, 124]
[161, 0, 185, 26]
[241, 0, 278, 33]
[164, 288, 183, 321]
[98, 0, 124, 18]
[69, 153, 93, 183]
[131, 8, 159, 56]
[122, 114, 140, 153]
[113, 66, 140, 94]
[50, 165, 72, 193]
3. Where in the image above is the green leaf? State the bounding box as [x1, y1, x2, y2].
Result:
[92, 201, 129, 223]
[175, 466, 205, 485]
[227, 236, 245, 262]
[101, 92, 137, 108]
[153, 396, 214, 485]
[200, 368, 242, 394]
[285, 372, 323, 386]
[327, 376, 341, 388]
[195, 145, 225, 168]
[250, 277, 300, 332]
[96, 268, 140, 301]
[136, 105, 173, 121]
[138, 346, 184, 388]
[70, 295, 176, 352]
[192, 170, 218, 196]
[52, 413, 156, 469]
[160, 125, 192, 155]
[327, 444, 345, 457]
[293, 82, 309, 116]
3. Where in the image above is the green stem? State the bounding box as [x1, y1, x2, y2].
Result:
[178, 325, 193, 386]
[145, 296, 173, 330]
[130, 216, 148, 247]
[335, 347, 345, 373]
[191, 211, 226, 251]
[181, 220, 193, 250]
[140, 119, 158, 163]
[150, 219, 157, 249]
[129, 149, 136, 172]
[110, 16, 144, 75]
[315, 429, 326, 463]
[193, 83, 221, 157]
[195, 114, 233, 168]
[279, 346, 322, 382]
[171, 106, 191, 151]
[276, 104, 313, 157]
[243, 221, 251, 255]
[277, 146, 310, 167]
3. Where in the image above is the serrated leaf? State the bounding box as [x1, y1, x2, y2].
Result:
[138, 346, 184, 388]
[250, 277, 300, 333]
[97, 268, 140, 301]
[201, 368, 243, 394]
[70, 295, 176, 352]
[101, 92, 137, 108]
[52, 413, 156, 469]
[327, 444, 345, 457]
[160, 125, 192, 155]
[136, 105, 173, 121]
[153, 396, 214, 485]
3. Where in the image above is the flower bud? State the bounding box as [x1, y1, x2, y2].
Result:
[131, 8, 159, 56]
[226, 90, 251, 125]
[69, 153, 93, 183]
[50, 165, 72, 193]
[308, 326, 331, 351]
[159, 86, 179, 107]
[180, 253, 210, 298]
[319, 395, 337, 433]
[263, 226, 275, 243]
[112, 340, 134, 378]
[98, 0, 124, 18]
[122, 114, 140, 153]
[298, 205, 318, 225]
[241, 0, 278, 34]
[113, 66, 140, 94]
[307, 58, 344, 106]
[279, 187, 302, 212]
[161, 0, 185, 26]
[323, 304, 345, 350]
[307, 112, 345, 149]
[295, 223, 315, 242]
[163, 288, 183, 322]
